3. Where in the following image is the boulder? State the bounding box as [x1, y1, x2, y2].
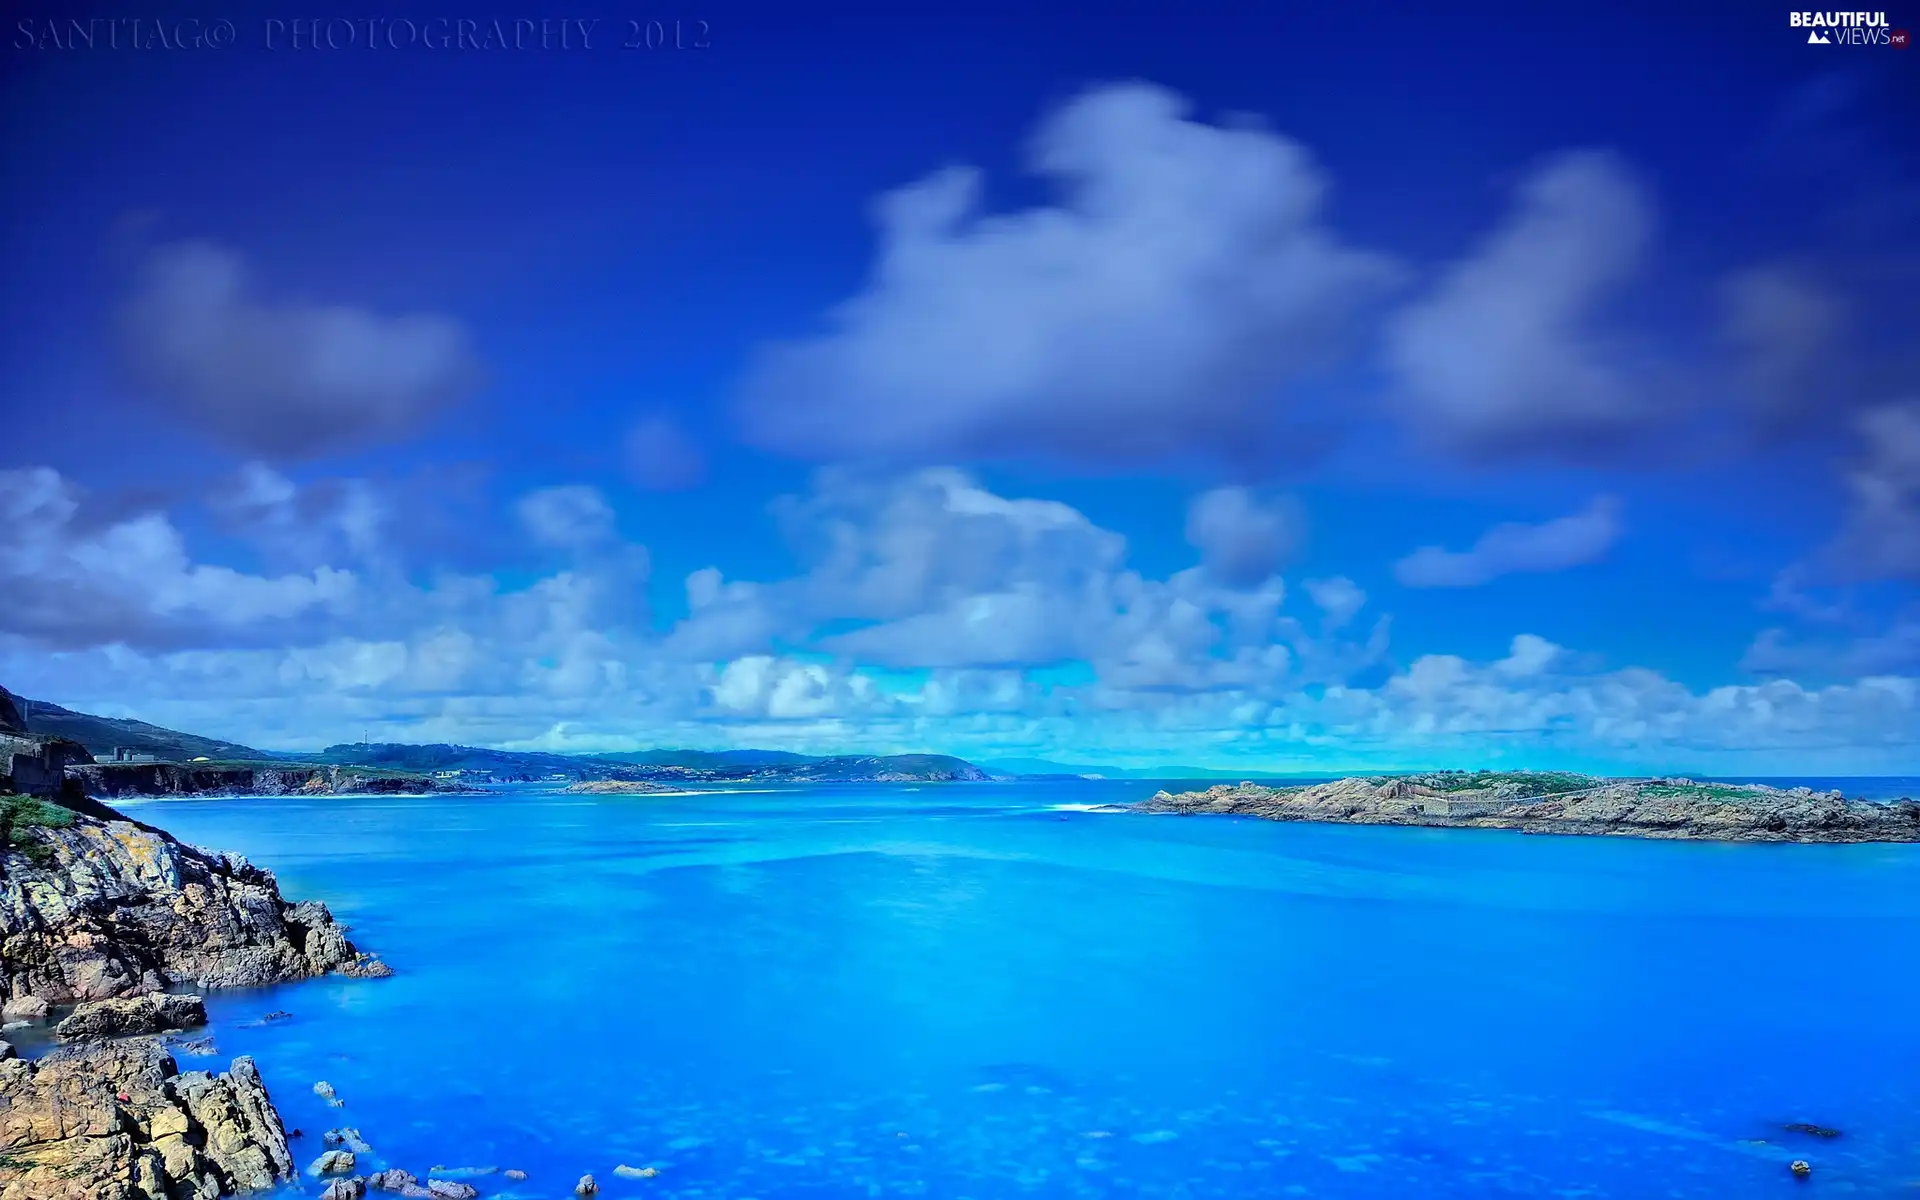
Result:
[576, 1174, 600, 1196]
[427, 1182, 478, 1199]
[323, 1180, 369, 1200]
[55, 992, 207, 1040]
[310, 1149, 357, 1175]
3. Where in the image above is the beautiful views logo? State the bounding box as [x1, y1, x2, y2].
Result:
[1788, 10, 1907, 44]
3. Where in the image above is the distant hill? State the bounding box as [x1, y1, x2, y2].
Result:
[310, 742, 989, 782]
[980, 757, 1293, 780]
[3, 688, 268, 762]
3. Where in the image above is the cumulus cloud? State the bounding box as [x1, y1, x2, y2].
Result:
[737, 81, 1399, 467]
[1394, 497, 1623, 588]
[1186, 488, 1305, 587]
[1303, 577, 1366, 630]
[209, 462, 388, 569]
[1387, 152, 1659, 456]
[0, 467, 356, 650]
[1719, 266, 1847, 429]
[122, 240, 482, 458]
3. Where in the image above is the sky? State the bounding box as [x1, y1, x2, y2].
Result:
[2, 0, 1917, 773]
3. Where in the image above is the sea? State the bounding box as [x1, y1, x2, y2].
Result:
[99, 777, 1920, 1198]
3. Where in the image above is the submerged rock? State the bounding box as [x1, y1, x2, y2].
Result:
[504, 1168, 528, 1180]
[1790, 1159, 1812, 1178]
[326, 1127, 374, 1153]
[614, 1163, 660, 1178]
[0, 1041, 293, 1199]
[322, 1180, 369, 1200]
[576, 1173, 600, 1196]
[55, 992, 207, 1040]
[1782, 1122, 1841, 1138]
[426, 1182, 478, 1199]
[367, 1168, 421, 1191]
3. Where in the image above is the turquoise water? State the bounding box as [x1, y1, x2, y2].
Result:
[127, 782, 1920, 1198]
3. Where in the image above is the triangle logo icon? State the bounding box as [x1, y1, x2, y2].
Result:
[1807, 29, 1830, 43]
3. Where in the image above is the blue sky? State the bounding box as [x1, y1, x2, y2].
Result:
[3, 0, 1917, 772]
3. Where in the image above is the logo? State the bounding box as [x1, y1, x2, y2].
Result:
[1788, 10, 1901, 44]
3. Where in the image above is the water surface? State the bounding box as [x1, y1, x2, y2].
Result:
[130, 781, 1920, 1198]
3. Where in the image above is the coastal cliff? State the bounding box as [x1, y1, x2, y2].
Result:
[1141, 772, 1920, 843]
[70, 761, 471, 799]
[1, 801, 389, 1009]
[0, 790, 388, 1196]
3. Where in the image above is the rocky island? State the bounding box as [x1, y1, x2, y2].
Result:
[1141, 771, 1920, 843]
[1, 691, 392, 1198]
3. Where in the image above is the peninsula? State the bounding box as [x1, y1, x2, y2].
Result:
[1141, 771, 1920, 843]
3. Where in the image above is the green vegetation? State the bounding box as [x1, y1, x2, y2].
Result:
[1, 792, 77, 866]
[1415, 770, 1596, 795]
[1640, 782, 1760, 801]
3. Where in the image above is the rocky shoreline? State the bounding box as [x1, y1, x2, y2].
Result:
[1139, 772, 1920, 843]
[2, 757, 392, 1196]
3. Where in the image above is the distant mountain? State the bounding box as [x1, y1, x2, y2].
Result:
[3, 688, 268, 762]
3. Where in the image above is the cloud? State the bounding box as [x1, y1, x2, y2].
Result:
[1386, 152, 1659, 456]
[517, 485, 619, 549]
[122, 240, 482, 458]
[1303, 576, 1366, 630]
[1395, 497, 1623, 588]
[1185, 488, 1305, 587]
[1829, 399, 1920, 579]
[209, 462, 388, 569]
[737, 81, 1399, 467]
[0, 467, 356, 650]
[626, 413, 706, 491]
[1719, 266, 1847, 429]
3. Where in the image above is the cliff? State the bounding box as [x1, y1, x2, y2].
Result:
[1, 799, 389, 1012]
[1140, 773, 1920, 843]
[71, 761, 471, 799]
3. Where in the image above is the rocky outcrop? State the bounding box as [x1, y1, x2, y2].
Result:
[1141, 774, 1920, 843]
[56, 994, 208, 1041]
[1, 803, 390, 1011]
[0, 1039, 293, 1198]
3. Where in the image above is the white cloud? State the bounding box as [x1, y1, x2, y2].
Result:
[1833, 399, 1920, 578]
[0, 467, 357, 650]
[1394, 497, 1622, 588]
[1387, 152, 1658, 456]
[517, 485, 619, 549]
[738, 81, 1399, 467]
[122, 240, 481, 458]
[1303, 577, 1366, 630]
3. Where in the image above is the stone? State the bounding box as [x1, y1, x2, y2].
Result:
[0, 995, 48, 1021]
[0, 1040, 293, 1199]
[505, 1169, 528, 1180]
[55, 992, 208, 1040]
[427, 1182, 479, 1199]
[326, 1127, 374, 1153]
[1782, 1122, 1841, 1138]
[311, 1149, 358, 1175]
[323, 1179, 370, 1200]
[1790, 1159, 1812, 1178]
[315, 1080, 338, 1098]
[368, 1168, 422, 1191]
[576, 1174, 600, 1196]
[615, 1163, 661, 1178]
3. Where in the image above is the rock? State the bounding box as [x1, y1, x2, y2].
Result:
[1790, 1159, 1812, 1178]
[323, 1180, 369, 1200]
[0, 1040, 293, 1199]
[1782, 1122, 1841, 1138]
[314, 1080, 337, 1098]
[262, 1010, 293, 1021]
[326, 1127, 374, 1153]
[167, 1034, 220, 1056]
[615, 1163, 660, 1178]
[576, 1174, 600, 1196]
[0, 1040, 12, 1060]
[1140, 773, 1920, 843]
[430, 1165, 498, 1178]
[368, 1168, 422, 1191]
[310, 1149, 357, 1175]
[55, 992, 208, 1040]
[427, 1182, 479, 1199]
[0, 995, 48, 1021]
[505, 1169, 528, 1180]
[1, 804, 388, 1011]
